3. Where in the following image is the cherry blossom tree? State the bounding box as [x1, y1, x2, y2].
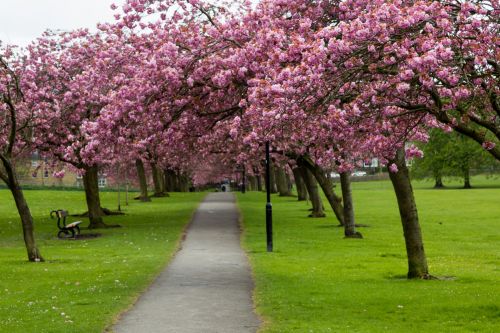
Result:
[0, 44, 43, 261]
[24, 29, 136, 228]
[4, 0, 496, 276]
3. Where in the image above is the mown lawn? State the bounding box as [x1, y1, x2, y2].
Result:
[237, 176, 500, 333]
[0, 189, 205, 333]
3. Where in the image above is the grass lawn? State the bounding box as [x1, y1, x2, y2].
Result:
[0, 189, 205, 333]
[237, 176, 500, 333]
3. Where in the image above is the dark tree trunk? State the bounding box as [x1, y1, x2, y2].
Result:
[340, 172, 362, 238]
[185, 175, 191, 192]
[256, 174, 263, 191]
[246, 176, 254, 191]
[251, 175, 258, 191]
[463, 168, 472, 189]
[173, 171, 181, 192]
[82, 165, 107, 228]
[275, 166, 293, 196]
[2, 159, 43, 262]
[158, 169, 168, 195]
[178, 173, 190, 192]
[292, 167, 308, 201]
[388, 148, 430, 279]
[151, 163, 167, 197]
[163, 169, 169, 192]
[285, 171, 293, 194]
[299, 156, 344, 225]
[434, 175, 444, 188]
[248, 175, 258, 191]
[164, 169, 176, 192]
[298, 164, 325, 217]
[178, 174, 185, 192]
[135, 159, 151, 202]
[269, 163, 278, 193]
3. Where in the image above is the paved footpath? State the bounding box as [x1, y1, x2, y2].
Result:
[113, 192, 261, 333]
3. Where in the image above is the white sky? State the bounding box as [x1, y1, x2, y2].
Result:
[0, 0, 119, 47]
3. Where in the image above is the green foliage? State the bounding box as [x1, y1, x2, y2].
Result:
[0, 190, 204, 333]
[412, 129, 499, 187]
[411, 129, 452, 181]
[446, 134, 497, 178]
[237, 177, 500, 333]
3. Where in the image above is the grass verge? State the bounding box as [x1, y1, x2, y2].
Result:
[237, 177, 500, 333]
[0, 189, 205, 332]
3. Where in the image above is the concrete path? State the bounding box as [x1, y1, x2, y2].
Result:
[112, 192, 261, 333]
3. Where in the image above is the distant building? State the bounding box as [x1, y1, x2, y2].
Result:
[363, 158, 380, 168]
[16, 152, 108, 188]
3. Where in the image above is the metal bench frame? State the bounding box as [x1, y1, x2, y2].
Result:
[50, 210, 82, 238]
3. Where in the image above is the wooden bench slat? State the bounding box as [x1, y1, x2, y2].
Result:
[64, 221, 82, 229]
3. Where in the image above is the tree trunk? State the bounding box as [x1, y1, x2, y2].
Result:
[256, 174, 263, 191]
[388, 148, 430, 279]
[269, 163, 278, 193]
[463, 168, 471, 189]
[163, 169, 169, 192]
[2, 159, 43, 262]
[292, 167, 308, 201]
[299, 156, 344, 225]
[249, 175, 259, 191]
[178, 173, 190, 192]
[164, 169, 176, 192]
[275, 166, 293, 196]
[178, 174, 185, 192]
[151, 163, 167, 197]
[285, 171, 293, 194]
[135, 159, 151, 202]
[82, 165, 107, 228]
[340, 172, 362, 238]
[298, 164, 325, 217]
[158, 168, 168, 195]
[246, 176, 253, 191]
[171, 171, 181, 192]
[434, 175, 444, 188]
[251, 176, 258, 191]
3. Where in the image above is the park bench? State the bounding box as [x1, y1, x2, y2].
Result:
[50, 210, 82, 238]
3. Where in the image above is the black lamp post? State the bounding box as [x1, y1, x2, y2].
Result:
[265, 141, 273, 252]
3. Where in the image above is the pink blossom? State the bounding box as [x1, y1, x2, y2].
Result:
[405, 145, 424, 159]
[52, 170, 66, 179]
[482, 142, 496, 151]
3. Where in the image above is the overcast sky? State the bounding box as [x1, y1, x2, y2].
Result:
[0, 0, 118, 46]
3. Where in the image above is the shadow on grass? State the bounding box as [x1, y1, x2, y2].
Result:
[247, 249, 284, 254]
[1, 258, 74, 266]
[419, 185, 500, 190]
[385, 273, 457, 281]
[57, 233, 102, 241]
[315, 224, 370, 228]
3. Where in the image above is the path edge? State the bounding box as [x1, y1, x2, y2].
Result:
[235, 194, 267, 333]
[104, 193, 208, 333]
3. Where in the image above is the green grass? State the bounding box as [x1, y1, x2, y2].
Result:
[0, 189, 205, 333]
[237, 176, 500, 333]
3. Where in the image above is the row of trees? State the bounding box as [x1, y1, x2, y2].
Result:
[1, 0, 498, 279]
[412, 129, 499, 188]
